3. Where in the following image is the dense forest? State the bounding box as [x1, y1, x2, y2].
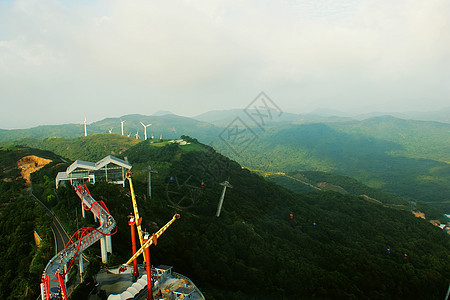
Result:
[216, 121, 450, 214]
[3, 136, 448, 299]
[267, 171, 444, 220]
[267, 171, 408, 203]
[331, 116, 450, 163]
[0, 146, 60, 299]
[2, 114, 449, 215]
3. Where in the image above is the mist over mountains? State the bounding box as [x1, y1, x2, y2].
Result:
[194, 107, 450, 127]
[307, 107, 450, 124]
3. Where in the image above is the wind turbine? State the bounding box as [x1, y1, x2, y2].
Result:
[83, 117, 87, 137]
[140, 121, 152, 140]
[120, 120, 126, 135]
[108, 128, 113, 134]
[135, 130, 140, 140]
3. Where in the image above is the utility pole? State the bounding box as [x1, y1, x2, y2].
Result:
[75, 207, 78, 229]
[146, 166, 158, 199]
[84, 117, 87, 137]
[216, 180, 232, 217]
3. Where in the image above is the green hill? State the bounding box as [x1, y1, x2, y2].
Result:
[9, 134, 140, 162]
[0, 114, 220, 143]
[332, 116, 450, 163]
[0, 146, 63, 299]
[20, 137, 450, 299]
[3, 113, 448, 214]
[1, 119, 450, 298]
[214, 119, 450, 214]
[0, 124, 85, 142]
[193, 109, 350, 127]
[267, 171, 407, 204]
[265, 170, 446, 219]
[6, 134, 206, 164]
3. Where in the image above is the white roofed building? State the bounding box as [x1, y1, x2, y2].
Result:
[56, 155, 132, 188]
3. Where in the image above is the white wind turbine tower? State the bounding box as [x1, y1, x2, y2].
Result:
[135, 130, 140, 140]
[108, 128, 113, 134]
[83, 117, 87, 137]
[120, 120, 125, 136]
[140, 121, 152, 140]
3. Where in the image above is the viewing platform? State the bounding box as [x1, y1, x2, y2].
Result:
[91, 264, 204, 300]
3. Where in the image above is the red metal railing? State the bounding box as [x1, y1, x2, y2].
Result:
[41, 185, 116, 300]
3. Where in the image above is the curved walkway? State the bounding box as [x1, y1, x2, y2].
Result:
[40, 185, 116, 300]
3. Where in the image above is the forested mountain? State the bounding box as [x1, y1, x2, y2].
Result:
[3, 136, 449, 299]
[331, 116, 450, 163]
[0, 146, 63, 299]
[354, 107, 450, 124]
[92, 114, 220, 141]
[3, 112, 449, 216]
[267, 171, 408, 205]
[9, 134, 140, 162]
[194, 107, 450, 126]
[266, 170, 446, 220]
[213, 119, 450, 214]
[0, 114, 220, 143]
[0, 124, 83, 142]
[403, 107, 450, 124]
[193, 109, 352, 127]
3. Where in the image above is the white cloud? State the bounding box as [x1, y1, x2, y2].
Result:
[0, 0, 449, 128]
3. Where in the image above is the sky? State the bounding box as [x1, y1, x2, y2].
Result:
[0, 0, 449, 129]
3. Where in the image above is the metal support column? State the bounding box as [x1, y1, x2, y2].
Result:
[79, 253, 84, 283]
[100, 236, 108, 263]
[64, 264, 69, 282]
[106, 235, 112, 253]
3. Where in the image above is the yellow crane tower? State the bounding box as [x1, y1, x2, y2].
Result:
[118, 213, 180, 300]
[126, 173, 146, 261]
[119, 213, 180, 272]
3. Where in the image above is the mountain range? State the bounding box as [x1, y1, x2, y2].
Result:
[1, 110, 449, 215]
[1, 136, 449, 299]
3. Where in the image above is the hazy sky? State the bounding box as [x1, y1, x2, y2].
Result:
[1, 0, 449, 128]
